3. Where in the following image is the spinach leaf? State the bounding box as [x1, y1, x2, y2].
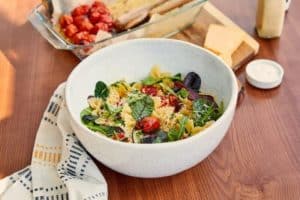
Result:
[192, 98, 223, 127]
[80, 107, 93, 118]
[86, 123, 117, 137]
[129, 95, 154, 121]
[94, 81, 109, 99]
[142, 76, 161, 85]
[81, 107, 121, 137]
[168, 116, 188, 141]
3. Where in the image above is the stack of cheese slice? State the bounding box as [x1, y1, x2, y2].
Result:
[204, 24, 244, 67]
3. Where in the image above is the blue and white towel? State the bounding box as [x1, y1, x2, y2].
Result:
[0, 84, 107, 200]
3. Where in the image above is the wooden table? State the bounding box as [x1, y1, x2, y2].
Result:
[1, 0, 300, 199]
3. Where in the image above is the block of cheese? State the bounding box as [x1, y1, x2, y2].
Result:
[204, 24, 244, 66]
[204, 24, 244, 56]
[203, 3, 259, 54]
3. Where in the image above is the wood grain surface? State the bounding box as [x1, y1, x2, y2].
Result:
[1, 0, 300, 199]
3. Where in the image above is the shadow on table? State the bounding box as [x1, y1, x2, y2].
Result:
[0, 10, 78, 177]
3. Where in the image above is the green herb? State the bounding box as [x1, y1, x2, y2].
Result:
[142, 76, 161, 85]
[94, 81, 109, 99]
[192, 98, 223, 127]
[171, 73, 182, 81]
[168, 116, 188, 141]
[177, 88, 189, 98]
[129, 95, 154, 121]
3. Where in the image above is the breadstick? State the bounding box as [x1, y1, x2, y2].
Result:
[124, 12, 149, 29]
[117, 0, 168, 26]
[150, 0, 193, 15]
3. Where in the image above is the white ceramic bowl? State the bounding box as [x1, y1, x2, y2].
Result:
[65, 39, 238, 178]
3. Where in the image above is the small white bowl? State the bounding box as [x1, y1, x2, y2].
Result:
[65, 39, 238, 178]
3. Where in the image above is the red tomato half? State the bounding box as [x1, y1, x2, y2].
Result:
[138, 117, 160, 133]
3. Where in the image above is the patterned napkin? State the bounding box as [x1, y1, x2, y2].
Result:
[0, 84, 107, 200]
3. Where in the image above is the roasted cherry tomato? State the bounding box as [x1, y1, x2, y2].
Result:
[138, 117, 160, 133]
[141, 86, 158, 96]
[86, 34, 96, 43]
[100, 14, 113, 24]
[59, 14, 73, 28]
[160, 96, 169, 106]
[71, 5, 89, 17]
[73, 15, 85, 27]
[168, 95, 181, 112]
[90, 22, 109, 34]
[168, 95, 178, 107]
[74, 16, 94, 32]
[63, 24, 78, 37]
[72, 31, 90, 44]
[89, 11, 102, 24]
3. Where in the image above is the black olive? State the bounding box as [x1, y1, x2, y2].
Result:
[82, 115, 97, 124]
[183, 72, 201, 92]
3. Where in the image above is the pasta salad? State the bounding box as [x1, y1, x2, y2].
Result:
[80, 66, 224, 144]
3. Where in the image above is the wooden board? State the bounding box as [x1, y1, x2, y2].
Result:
[172, 2, 259, 71]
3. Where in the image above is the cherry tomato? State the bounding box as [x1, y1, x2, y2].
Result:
[71, 5, 89, 17]
[89, 11, 102, 24]
[90, 22, 109, 34]
[59, 14, 73, 28]
[86, 34, 96, 43]
[141, 86, 158, 96]
[74, 16, 94, 32]
[138, 117, 160, 133]
[72, 31, 90, 44]
[63, 24, 78, 37]
[100, 14, 113, 24]
[73, 15, 85, 27]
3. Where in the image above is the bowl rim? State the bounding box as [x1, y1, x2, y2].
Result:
[65, 38, 238, 149]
